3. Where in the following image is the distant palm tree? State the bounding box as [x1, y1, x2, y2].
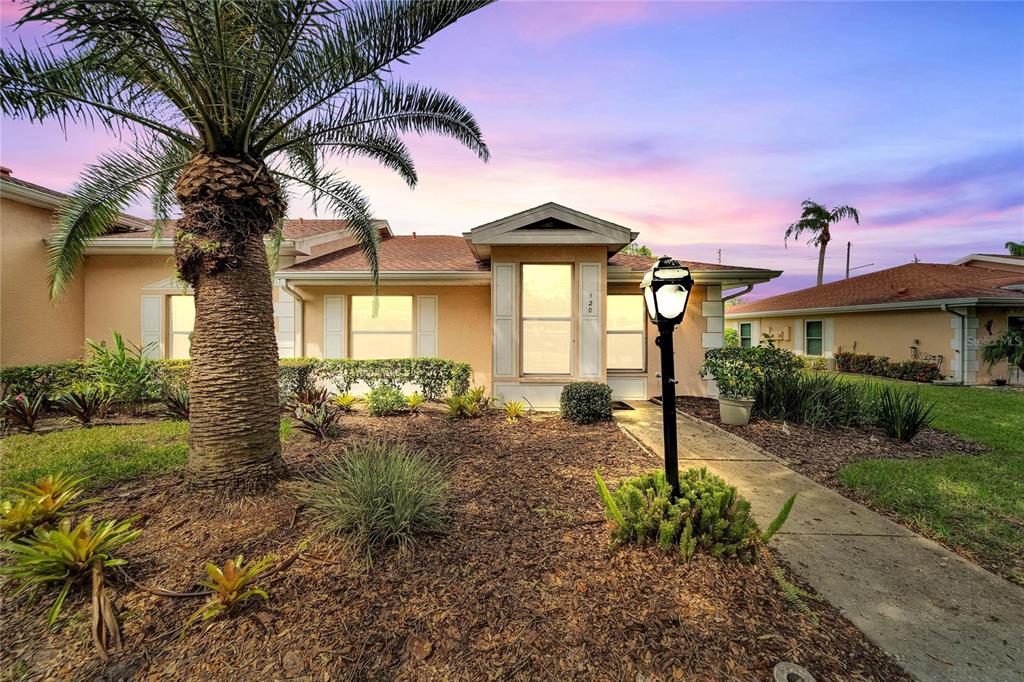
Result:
[620, 243, 654, 257]
[785, 200, 860, 286]
[1006, 241, 1024, 256]
[0, 0, 491, 488]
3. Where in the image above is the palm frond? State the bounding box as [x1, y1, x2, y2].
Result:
[48, 140, 192, 298]
[275, 170, 380, 281]
[265, 81, 488, 161]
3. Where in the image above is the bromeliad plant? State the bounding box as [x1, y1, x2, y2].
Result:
[0, 515, 141, 659]
[292, 403, 342, 442]
[2, 391, 47, 433]
[288, 385, 333, 411]
[57, 384, 111, 427]
[332, 393, 360, 413]
[1, 473, 94, 539]
[405, 392, 426, 414]
[184, 554, 274, 635]
[504, 400, 526, 424]
[163, 386, 190, 420]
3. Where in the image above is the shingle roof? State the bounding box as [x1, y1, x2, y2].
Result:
[283, 235, 487, 272]
[608, 253, 760, 272]
[102, 218, 389, 241]
[728, 263, 1024, 314]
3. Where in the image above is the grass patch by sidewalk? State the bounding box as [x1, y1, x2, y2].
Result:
[833, 375, 1024, 583]
[2, 420, 295, 489]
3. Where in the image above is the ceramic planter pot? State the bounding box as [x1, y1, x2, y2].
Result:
[718, 397, 755, 426]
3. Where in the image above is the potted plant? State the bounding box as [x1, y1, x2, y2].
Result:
[700, 348, 758, 426]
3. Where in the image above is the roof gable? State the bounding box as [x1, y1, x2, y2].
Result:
[464, 203, 638, 254]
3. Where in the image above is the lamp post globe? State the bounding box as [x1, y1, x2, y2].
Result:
[640, 257, 695, 497]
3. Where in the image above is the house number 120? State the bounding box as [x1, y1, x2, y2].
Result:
[587, 293, 594, 315]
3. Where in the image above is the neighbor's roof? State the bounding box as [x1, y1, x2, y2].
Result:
[727, 263, 1024, 315]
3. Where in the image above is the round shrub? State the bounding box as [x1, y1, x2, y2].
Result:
[595, 468, 795, 563]
[365, 385, 407, 416]
[560, 381, 613, 424]
[295, 440, 449, 551]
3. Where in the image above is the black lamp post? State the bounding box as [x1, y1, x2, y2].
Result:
[640, 256, 695, 498]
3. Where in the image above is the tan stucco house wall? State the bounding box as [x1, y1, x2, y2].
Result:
[1, 185, 780, 405]
[0, 197, 85, 365]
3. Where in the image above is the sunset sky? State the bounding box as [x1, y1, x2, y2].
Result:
[2, 1, 1022, 297]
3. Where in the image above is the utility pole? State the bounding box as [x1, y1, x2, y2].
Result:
[717, 248, 721, 264]
[845, 241, 851, 279]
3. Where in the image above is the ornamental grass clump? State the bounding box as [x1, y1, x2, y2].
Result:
[594, 468, 795, 563]
[296, 440, 449, 552]
[870, 385, 935, 442]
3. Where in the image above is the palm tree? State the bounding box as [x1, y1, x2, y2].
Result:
[784, 200, 860, 286]
[1006, 241, 1024, 256]
[0, 1, 491, 488]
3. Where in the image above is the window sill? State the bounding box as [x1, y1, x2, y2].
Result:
[518, 375, 574, 384]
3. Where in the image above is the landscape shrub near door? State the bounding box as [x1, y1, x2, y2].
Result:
[560, 382, 613, 424]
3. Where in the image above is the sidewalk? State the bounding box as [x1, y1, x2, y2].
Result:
[616, 402, 1024, 682]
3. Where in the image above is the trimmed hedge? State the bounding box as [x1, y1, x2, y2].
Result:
[834, 352, 942, 383]
[0, 361, 89, 397]
[1, 357, 473, 404]
[560, 381, 613, 424]
[315, 358, 472, 401]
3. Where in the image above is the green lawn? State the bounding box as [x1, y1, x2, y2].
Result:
[2, 419, 294, 490]
[832, 374, 1024, 583]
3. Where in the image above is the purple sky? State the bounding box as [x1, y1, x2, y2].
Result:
[2, 1, 1022, 297]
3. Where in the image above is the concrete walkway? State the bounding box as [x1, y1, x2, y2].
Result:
[616, 402, 1024, 682]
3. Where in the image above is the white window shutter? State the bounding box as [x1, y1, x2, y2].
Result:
[750, 320, 761, 344]
[578, 262, 601, 378]
[323, 295, 345, 359]
[274, 281, 296, 358]
[492, 263, 515, 377]
[822, 318, 835, 358]
[140, 295, 164, 359]
[793, 319, 805, 355]
[416, 295, 438, 357]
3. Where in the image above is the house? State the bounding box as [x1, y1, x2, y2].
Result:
[725, 256, 1024, 385]
[1, 170, 780, 406]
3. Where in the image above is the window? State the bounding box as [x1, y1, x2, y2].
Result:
[739, 322, 752, 349]
[169, 295, 195, 359]
[521, 264, 572, 374]
[607, 295, 645, 371]
[350, 296, 413, 359]
[805, 320, 823, 356]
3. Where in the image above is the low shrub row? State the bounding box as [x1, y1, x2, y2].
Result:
[2, 353, 472, 407]
[834, 352, 942, 383]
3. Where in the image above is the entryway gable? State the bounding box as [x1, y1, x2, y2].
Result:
[464, 202, 638, 249]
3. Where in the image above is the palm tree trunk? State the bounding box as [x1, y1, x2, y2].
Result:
[816, 235, 830, 286]
[186, 233, 284, 487]
[174, 153, 287, 489]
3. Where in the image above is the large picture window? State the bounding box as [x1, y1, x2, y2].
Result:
[607, 294, 645, 371]
[521, 264, 572, 375]
[805, 320, 823, 356]
[168, 295, 195, 360]
[351, 296, 413, 359]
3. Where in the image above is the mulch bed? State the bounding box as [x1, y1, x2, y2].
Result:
[676, 396, 986, 487]
[1, 412, 910, 681]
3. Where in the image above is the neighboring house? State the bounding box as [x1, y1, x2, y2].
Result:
[725, 256, 1024, 385]
[1, 171, 780, 406]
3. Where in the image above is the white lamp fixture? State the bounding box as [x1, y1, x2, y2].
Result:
[640, 256, 694, 326]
